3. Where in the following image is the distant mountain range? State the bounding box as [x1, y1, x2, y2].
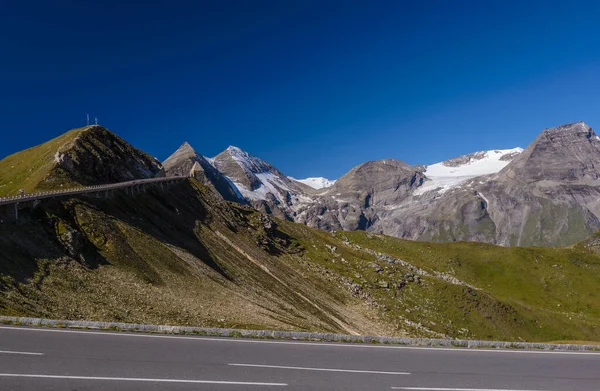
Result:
[2, 122, 600, 341]
[2, 121, 599, 247]
[161, 121, 600, 247]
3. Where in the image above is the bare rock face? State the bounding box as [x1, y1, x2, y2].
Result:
[210, 146, 314, 220]
[212, 146, 267, 191]
[441, 151, 488, 167]
[294, 159, 426, 232]
[45, 125, 162, 188]
[500, 122, 600, 183]
[329, 159, 425, 207]
[162, 142, 242, 203]
[382, 122, 600, 246]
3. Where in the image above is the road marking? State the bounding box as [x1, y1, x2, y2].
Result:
[392, 388, 551, 391]
[0, 350, 44, 356]
[230, 363, 410, 375]
[1, 326, 598, 356]
[0, 373, 286, 386]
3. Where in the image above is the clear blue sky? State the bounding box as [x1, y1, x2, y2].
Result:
[1, 1, 600, 179]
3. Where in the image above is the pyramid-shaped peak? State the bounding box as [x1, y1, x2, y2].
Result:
[544, 121, 591, 134]
[227, 145, 243, 152]
[163, 142, 206, 170]
[220, 145, 265, 166]
[177, 141, 196, 153]
[225, 145, 252, 158]
[499, 121, 600, 183]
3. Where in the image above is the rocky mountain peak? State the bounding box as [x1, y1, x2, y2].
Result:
[168, 142, 198, 159]
[329, 158, 425, 205]
[53, 125, 162, 186]
[162, 142, 242, 203]
[499, 122, 600, 183]
[218, 146, 275, 175]
[179, 141, 195, 152]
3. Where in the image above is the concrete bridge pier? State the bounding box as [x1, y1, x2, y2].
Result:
[0, 203, 19, 223]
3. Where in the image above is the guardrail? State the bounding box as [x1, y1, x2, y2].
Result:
[1, 316, 599, 352]
[0, 176, 187, 207]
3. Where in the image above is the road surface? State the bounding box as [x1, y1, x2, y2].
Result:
[0, 325, 598, 390]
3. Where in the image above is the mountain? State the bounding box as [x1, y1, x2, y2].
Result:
[210, 122, 600, 246]
[290, 177, 336, 189]
[2, 125, 600, 343]
[211, 146, 316, 219]
[370, 122, 600, 246]
[162, 142, 243, 203]
[0, 127, 597, 342]
[0, 125, 161, 197]
[499, 121, 600, 183]
[291, 159, 426, 232]
[415, 148, 523, 195]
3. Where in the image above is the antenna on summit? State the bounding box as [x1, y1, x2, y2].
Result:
[94, 116, 98, 125]
[86, 113, 90, 126]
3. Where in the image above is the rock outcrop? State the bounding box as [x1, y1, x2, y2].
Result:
[162, 142, 242, 203]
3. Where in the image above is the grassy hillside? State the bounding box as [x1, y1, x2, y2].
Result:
[0, 127, 86, 196]
[281, 225, 600, 341]
[1, 178, 599, 342]
[0, 125, 161, 197]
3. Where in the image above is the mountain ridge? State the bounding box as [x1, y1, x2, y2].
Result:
[176, 122, 600, 247]
[2, 123, 600, 342]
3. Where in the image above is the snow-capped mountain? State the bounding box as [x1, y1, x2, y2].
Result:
[211, 146, 314, 218]
[289, 177, 336, 190]
[415, 148, 523, 195]
[163, 122, 600, 247]
[162, 142, 242, 203]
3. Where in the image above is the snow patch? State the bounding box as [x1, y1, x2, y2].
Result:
[223, 176, 244, 200]
[289, 176, 336, 189]
[415, 148, 523, 195]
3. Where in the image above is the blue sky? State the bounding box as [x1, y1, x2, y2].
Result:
[1, 1, 600, 179]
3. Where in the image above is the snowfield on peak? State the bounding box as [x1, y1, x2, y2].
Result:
[290, 176, 336, 189]
[415, 148, 523, 195]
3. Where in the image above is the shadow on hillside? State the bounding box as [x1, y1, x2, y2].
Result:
[90, 182, 232, 281]
[0, 205, 110, 285]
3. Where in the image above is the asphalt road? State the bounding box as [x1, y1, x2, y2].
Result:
[0, 326, 599, 391]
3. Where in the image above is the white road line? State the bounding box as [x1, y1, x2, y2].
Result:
[0, 350, 44, 356]
[229, 363, 410, 375]
[392, 387, 551, 391]
[1, 326, 598, 356]
[0, 373, 286, 386]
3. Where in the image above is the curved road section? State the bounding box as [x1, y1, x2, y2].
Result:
[0, 176, 187, 206]
[0, 326, 598, 390]
[0, 176, 187, 221]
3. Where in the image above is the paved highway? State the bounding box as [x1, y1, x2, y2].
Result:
[0, 326, 598, 390]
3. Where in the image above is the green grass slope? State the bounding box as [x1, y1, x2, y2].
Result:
[0, 180, 385, 335]
[0, 127, 86, 196]
[0, 125, 161, 197]
[1, 178, 599, 342]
